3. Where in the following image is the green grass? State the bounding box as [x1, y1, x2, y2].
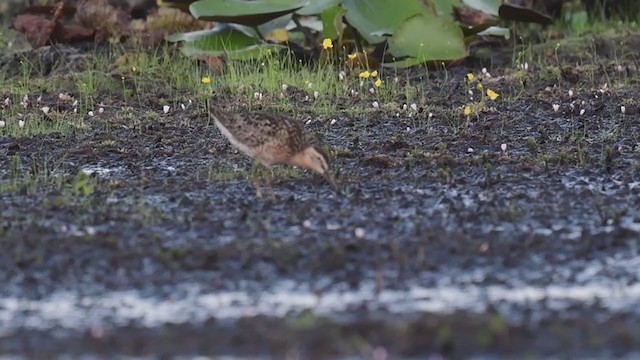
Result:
[0, 12, 638, 146]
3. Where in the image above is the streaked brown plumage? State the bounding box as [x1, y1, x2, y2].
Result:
[210, 107, 339, 193]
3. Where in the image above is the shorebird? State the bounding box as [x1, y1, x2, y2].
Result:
[210, 107, 339, 195]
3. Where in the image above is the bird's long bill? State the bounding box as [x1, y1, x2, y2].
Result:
[323, 171, 340, 194]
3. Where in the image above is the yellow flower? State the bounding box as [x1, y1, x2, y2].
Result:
[131, 66, 137, 72]
[371, 70, 378, 77]
[323, 38, 333, 50]
[374, 78, 382, 87]
[358, 71, 370, 79]
[466, 73, 475, 81]
[464, 106, 472, 116]
[486, 89, 499, 100]
[201, 76, 211, 84]
[347, 53, 357, 60]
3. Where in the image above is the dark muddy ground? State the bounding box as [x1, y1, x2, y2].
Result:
[2, 30, 640, 359]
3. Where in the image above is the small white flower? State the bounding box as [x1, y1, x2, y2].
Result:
[500, 143, 507, 152]
[369, 87, 375, 95]
[428, 112, 433, 119]
[41, 106, 50, 114]
[467, 147, 474, 153]
[58, 93, 65, 100]
[524, 62, 529, 70]
[468, 89, 473, 96]
[406, 127, 411, 133]
[0, 121, 5, 128]
[330, 118, 337, 125]
[410, 103, 418, 111]
[180, 103, 186, 110]
[188, 99, 193, 105]
[552, 104, 560, 112]
[313, 91, 319, 99]
[338, 71, 346, 81]
[482, 67, 487, 74]
[3, 98, 9, 106]
[72, 100, 78, 107]
[73, 108, 77, 113]
[354, 227, 366, 239]
[617, 65, 624, 72]
[305, 119, 312, 125]
[302, 219, 312, 229]
[98, 107, 104, 114]
[621, 105, 626, 114]
[568, 89, 574, 97]
[307, 82, 313, 88]
[163, 105, 170, 114]
[253, 92, 260, 99]
[372, 101, 379, 108]
[402, 104, 408, 111]
[85, 226, 96, 236]
[88, 111, 94, 116]
[579, 109, 585, 116]
[281, 84, 289, 91]
[18, 120, 25, 128]
[304, 95, 309, 102]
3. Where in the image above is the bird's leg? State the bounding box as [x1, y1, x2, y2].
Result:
[266, 167, 276, 200]
[249, 163, 263, 198]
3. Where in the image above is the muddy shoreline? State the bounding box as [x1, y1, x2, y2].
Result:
[2, 34, 640, 357]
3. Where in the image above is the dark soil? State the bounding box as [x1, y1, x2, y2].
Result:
[2, 32, 640, 359]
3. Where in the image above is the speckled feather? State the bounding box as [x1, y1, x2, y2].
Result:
[211, 108, 309, 166]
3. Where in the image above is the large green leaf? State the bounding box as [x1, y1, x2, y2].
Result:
[382, 57, 426, 69]
[463, 0, 501, 16]
[321, 5, 346, 40]
[257, 14, 293, 37]
[296, 0, 341, 15]
[387, 13, 466, 62]
[432, 0, 460, 18]
[342, 0, 429, 44]
[166, 25, 285, 59]
[190, 0, 309, 26]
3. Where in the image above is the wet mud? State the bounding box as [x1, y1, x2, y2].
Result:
[2, 35, 640, 358]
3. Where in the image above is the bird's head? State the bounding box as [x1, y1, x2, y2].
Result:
[290, 146, 340, 193]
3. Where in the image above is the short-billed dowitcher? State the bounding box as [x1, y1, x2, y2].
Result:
[210, 107, 339, 194]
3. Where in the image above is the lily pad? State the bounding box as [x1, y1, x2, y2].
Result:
[321, 5, 346, 41]
[296, 0, 341, 16]
[388, 13, 466, 62]
[477, 25, 510, 39]
[433, 0, 461, 18]
[189, 0, 309, 26]
[166, 25, 284, 59]
[462, 0, 501, 16]
[342, 0, 429, 44]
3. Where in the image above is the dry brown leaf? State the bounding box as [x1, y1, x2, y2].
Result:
[75, 0, 130, 41]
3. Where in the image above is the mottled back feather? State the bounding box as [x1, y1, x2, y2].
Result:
[211, 107, 310, 165]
